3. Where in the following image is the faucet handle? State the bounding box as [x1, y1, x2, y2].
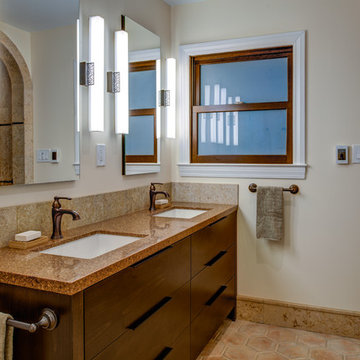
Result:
[150, 182, 163, 190]
[52, 196, 72, 209]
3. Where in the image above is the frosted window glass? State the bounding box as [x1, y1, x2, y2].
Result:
[129, 70, 156, 110]
[198, 110, 287, 155]
[125, 115, 154, 155]
[200, 58, 288, 105]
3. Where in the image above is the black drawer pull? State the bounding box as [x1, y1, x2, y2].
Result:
[154, 347, 173, 360]
[206, 285, 227, 306]
[131, 245, 173, 268]
[209, 216, 226, 227]
[127, 296, 172, 330]
[205, 250, 227, 267]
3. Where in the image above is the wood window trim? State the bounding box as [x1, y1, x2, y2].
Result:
[129, 60, 156, 72]
[190, 46, 293, 165]
[123, 108, 157, 163]
[125, 60, 157, 164]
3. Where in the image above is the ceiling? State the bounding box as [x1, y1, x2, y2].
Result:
[163, 0, 207, 6]
[0, 0, 79, 32]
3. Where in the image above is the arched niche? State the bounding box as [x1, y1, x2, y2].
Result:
[0, 30, 33, 184]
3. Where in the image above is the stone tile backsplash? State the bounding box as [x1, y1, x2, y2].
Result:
[172, 182, 239, 205]
[0, 182, 238, 248]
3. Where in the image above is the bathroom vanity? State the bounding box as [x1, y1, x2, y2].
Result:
[0, 203, 237, 360]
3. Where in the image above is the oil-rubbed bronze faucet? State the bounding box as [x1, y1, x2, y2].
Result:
[149, 183, 170, 211]
[51, 197, 80, 240]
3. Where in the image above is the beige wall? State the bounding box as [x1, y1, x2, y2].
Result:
[0, 20, 31, 74]
[0, 0, 172, 206]
[32, 24, 77, 183]
[171, 0, 360, 312]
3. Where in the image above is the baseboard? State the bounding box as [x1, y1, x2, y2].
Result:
[237, 295, 360, 339]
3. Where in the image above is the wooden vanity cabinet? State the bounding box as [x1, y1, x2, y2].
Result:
[85, 237, 191, 360]
[0, 283, 84, 360]
[190, 212, 237, 360]
[0, 210, 236, 360]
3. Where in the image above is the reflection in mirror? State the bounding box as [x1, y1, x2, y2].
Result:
[0, 0, 80, 185]
[122, 16, 161, 176]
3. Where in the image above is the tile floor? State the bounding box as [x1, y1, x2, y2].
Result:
[197, 319, 360, 360]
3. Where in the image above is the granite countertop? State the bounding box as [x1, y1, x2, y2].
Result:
[0, 202, 237, 295]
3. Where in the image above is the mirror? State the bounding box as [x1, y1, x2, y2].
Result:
[0, 0, 80, 185]
[122, 16, 161, 176]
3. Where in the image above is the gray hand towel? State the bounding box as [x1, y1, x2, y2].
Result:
[256, 186, 283, 241]
[0, 312, 13, 360]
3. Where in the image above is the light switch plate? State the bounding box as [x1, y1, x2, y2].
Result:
[336, 145, 349, 164]
[96, 144, 106, 167]
[352, 144, 360, 163]
[37, 149, 50, 162]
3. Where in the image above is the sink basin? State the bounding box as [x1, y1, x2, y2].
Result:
[153, 208, 207, 219]
[40, 233, 142, 259]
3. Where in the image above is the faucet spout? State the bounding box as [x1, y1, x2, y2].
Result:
[155, 191, 170, 198]
[59, 209, 81, 221]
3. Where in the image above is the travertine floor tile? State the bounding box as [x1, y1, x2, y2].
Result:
[198, 319, 360, 360]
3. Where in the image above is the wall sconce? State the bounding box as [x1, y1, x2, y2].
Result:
[79, 62, 94, 86]
[159, 90, 170, 107]
[165, 58, 176, 139]
[114, 29, 129, 134]
[107, 72, 120, 93]
[156, 59, 161, 139]
[86, 16, 104, 132]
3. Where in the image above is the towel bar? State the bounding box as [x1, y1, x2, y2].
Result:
[6, 308, 57, 333]
[249, 183, 299, 194]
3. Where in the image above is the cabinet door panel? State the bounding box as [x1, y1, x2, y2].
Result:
[192, 213, 236, 277]
[190, 277, 235, 360]
[157, 327, 190, 360]
[191, 244, 235, 320]
[85, 237, 190, 360]
[94, 283, 190, 360]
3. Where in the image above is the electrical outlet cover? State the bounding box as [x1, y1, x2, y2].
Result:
[336, 145, 349, 164]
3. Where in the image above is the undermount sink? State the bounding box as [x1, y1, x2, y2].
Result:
[153, 208, 207, 219]
[40, 233, 143, 259]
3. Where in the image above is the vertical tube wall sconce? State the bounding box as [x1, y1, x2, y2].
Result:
[75, 19, 80, 133]
[89, 16, 104, 132]
[156, 59, 161, 139]
[166, 58, 176, 138]
[114, 30, 129, 134]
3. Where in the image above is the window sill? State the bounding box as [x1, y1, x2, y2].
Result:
[178, 163, 307, 179]
[125, 163, 160, 176]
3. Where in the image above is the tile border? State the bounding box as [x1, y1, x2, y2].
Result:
[237, 295, 360, 339]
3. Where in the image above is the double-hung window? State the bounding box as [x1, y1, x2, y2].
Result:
[125, 60, 157, 163]
[179, 31, 306, 179]
[190, 46, 293, 164]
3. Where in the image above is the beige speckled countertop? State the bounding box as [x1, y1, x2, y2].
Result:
[0, 202, 237, 295]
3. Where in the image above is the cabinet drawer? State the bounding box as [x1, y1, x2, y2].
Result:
[191, 212, 236, 277]
[85, 237, 190, 360]
[94, 282, 190, 360]
[155, 327, 190, 360]
[191, 244, 235, 320]
[190, 277, 235, 360]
